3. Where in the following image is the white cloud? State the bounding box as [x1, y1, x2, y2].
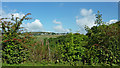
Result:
[53, 19, 62, 25]
[108, 19, 118, 24]
[12, 13, 25, 18]
[0, 9, 6, 18]
[80, 9, 93, 17]
[76, 9, 96, 34]
[0, 9, 25, 19]
[53, 25, 69, 33]
[4, 13, 25, 19]
[53, 20, 69, 33]
[21, 19, 44, 32]
[0, 9, 22, 30]
[0, 9, 45, 32]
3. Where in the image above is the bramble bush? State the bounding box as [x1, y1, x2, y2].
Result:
[0, 13, 33, 64]
[85, 11, 120, 66]
[0, 13, 56, 65]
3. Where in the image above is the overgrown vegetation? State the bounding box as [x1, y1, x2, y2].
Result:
[48, 33, 88, 66]
[1, 11, 120, 66]
[1, 13, 33, 64]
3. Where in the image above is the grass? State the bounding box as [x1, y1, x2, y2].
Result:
[2, 62, 70, 66]
[33, 35, 62, 40]
[3, 62, 109, 66]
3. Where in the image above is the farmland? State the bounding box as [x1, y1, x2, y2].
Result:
[30, 35, 63, 40]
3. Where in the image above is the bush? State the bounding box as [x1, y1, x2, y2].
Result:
[1, 13, 32, 64]
[48, 33, 88, 66]
[85, 11, 120, 66]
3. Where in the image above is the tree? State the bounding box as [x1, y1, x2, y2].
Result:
[95, 11, 105, 26]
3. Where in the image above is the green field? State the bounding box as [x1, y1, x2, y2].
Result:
[33, 35, 63, 40]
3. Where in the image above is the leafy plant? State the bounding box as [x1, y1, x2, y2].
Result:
[1, 13, 32, 64]
[85, 11, 120, 66]
[48, 33, 88, 66]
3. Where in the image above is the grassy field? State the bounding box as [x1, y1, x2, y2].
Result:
[33, 35, 62, 40]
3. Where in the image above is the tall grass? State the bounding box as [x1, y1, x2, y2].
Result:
[27, 37, 52, 63]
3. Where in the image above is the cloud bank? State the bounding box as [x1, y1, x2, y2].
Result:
[53, 19, 70, 33]
[0, 9, 25, 19]
[53, 25, 70, 33]
[1, 8, 118, 33]
[76, 9, 118, 34]
[76, 9, 96, 34]
[22, 19, 44, 32]
[0, 9, 45, 32]
[107, 19, 118, 24]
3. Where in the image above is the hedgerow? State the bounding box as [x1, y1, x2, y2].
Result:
[1, 11, 120, 66]
[1, 13, 32, 64]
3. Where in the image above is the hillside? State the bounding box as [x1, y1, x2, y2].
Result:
[22, 32, 68, 36]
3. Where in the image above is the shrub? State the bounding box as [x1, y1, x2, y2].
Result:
[85, 11, 120, 66]
[1, 13, 32, 64]
[48, 33, 88, 66]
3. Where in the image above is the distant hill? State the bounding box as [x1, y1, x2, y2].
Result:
[22, 32, 69, 36]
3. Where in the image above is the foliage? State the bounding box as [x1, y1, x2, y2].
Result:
[48, 33, 88, 66]
[1, 11, 120, 66]
[0, 13, 32, 64]
[27, 37, 51, 63]
[85, 11, 120, 66]
[95, 11, 105, 26]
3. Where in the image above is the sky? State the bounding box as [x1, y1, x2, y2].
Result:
[1, 2, 118, 34]
[2, 0, 120, 2]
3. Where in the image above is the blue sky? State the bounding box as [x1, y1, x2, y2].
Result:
[2, 0, 120, 2]
[1, 2, 118, 34]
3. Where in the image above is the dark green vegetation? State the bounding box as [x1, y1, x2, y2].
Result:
[1, 11, 120, 66]
[48, 33, 89, 66]
[1, 13, 33, 64]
